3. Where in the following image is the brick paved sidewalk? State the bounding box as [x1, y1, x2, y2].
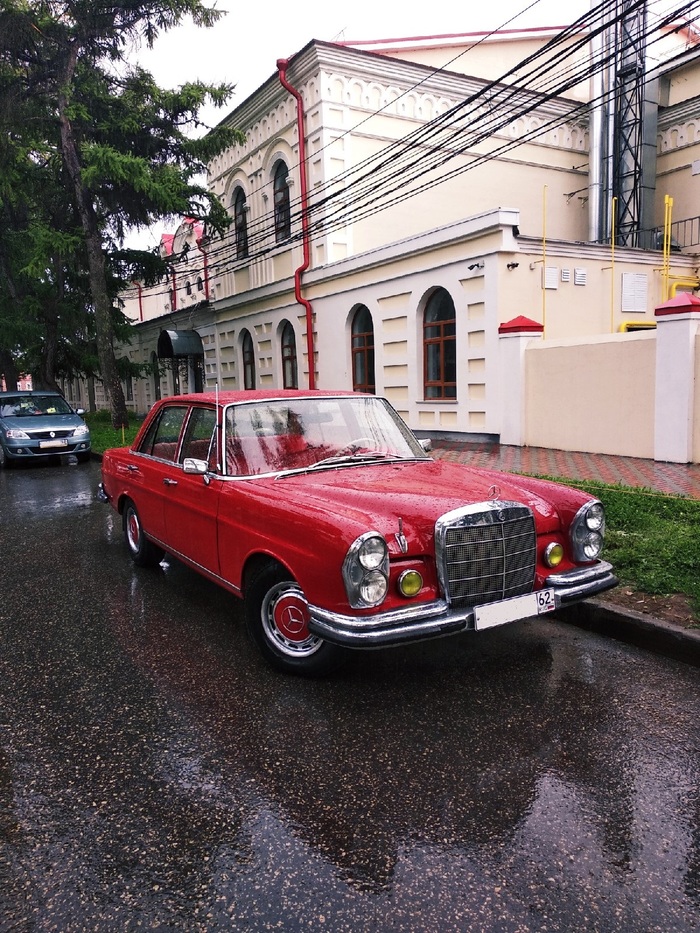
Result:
[431, 440, 700, 499]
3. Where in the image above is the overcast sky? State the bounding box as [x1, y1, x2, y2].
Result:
[134, 0, 594, 119]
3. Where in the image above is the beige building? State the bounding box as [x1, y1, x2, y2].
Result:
[81, 23, 700, 461]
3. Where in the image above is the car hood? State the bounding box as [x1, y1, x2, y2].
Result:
[0, 413, 85, 432]
[270, 458, 573, 550]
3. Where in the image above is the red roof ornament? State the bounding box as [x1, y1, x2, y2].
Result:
[498, 315, 544, 334]
[655, 293, 700, 316]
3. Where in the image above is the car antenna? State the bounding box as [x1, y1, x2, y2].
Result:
[216, 382, 222, 472]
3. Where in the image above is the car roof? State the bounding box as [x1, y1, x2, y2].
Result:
[158, 389, 360, 406]
[0, 389, 62, 397]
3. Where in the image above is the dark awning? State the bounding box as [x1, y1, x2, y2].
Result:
[157, 329, 204, 358]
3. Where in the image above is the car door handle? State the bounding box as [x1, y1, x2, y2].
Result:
[162, 477, 178, 486]
[126, 464, 140, 472]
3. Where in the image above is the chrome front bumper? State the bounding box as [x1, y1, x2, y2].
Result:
[308, 560, 618, 648]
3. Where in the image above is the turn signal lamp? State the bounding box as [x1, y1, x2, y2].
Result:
[398, 569, 423, 597]
[544, 542, 564, 568]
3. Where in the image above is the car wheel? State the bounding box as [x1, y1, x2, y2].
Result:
[0, 444, 5, 469]
[245, 564, 346, 676]
[123, 499, 165, 568]
[76, 451, 91, 463]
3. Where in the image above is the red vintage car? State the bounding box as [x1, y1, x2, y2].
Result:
[99, 390, 617, 675]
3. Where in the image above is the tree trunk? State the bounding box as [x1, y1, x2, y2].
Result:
[57, 44, 128, 428]
[87, 375, 96, 413]
[37, 296, 61, 391]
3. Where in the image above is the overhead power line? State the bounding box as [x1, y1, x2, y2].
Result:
[128, 0, 700, 303]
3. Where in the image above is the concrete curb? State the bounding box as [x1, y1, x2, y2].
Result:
[557, 598, 700, 668]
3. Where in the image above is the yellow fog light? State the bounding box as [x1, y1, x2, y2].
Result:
[398, 569, 423, 597]
[544, 542, 564, 568]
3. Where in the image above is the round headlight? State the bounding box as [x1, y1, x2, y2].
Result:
[360, 571, 388, 605]
[585, 502, 605, 532]
[581, 532, 603, 560]
[398, 569, 423, 597]
[571, 500, 606, 562]
[358, 536, 388, 570]
[544, 542, 564, 568]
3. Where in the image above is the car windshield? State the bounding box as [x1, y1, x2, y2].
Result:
[0, 395, 74, 418]
[224, 396, 428, 476]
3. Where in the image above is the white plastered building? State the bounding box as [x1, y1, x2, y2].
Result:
[79, 26, 700, 457]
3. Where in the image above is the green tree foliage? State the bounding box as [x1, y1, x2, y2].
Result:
[0, 0, 243, 424]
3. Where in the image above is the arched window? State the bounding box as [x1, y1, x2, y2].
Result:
[281, 321, 298, 389]
[351, 305, 375, 394]
[241, 330, 256, 390]
[423, 289, 456, 399]
[273, 162, 291, 242]
[233, 188, 249, 259]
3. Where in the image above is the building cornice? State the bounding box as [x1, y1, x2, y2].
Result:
[216, 39, 584, 134]
[658, 94, 700, 130]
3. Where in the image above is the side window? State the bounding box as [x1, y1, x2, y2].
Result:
[351, 305, 375, 394]
[423, 288, 456, 400]
[281, 320, 298, 389]
[274, 161, 291, 242]
[138, 406, 188, 461]
[234, 188, 249, 259]
[179, 407, 217, 464]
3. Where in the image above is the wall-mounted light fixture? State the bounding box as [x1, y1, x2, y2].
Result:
[468, 262, 484, 271]
[507, 262, 519, 270]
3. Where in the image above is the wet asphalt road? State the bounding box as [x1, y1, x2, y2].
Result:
[1, 460, 700, 932]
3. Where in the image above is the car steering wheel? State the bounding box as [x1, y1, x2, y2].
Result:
[337, 437, 374, 456]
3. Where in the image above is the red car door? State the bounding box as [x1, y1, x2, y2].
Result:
[161, 405, 221, 576]
[122, 404, 191, 547]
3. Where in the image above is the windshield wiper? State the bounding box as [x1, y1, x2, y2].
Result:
[313, 450, 399, 468]
[272, 451, 396, 479]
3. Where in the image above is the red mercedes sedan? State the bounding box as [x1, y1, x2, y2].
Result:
[99, 390, 617, 675]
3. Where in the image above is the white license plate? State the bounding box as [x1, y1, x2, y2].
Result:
[39, 439, 68, 449]
[474, 588, 557, 631]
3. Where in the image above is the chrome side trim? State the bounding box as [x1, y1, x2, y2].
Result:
[148, 538, 243, 598]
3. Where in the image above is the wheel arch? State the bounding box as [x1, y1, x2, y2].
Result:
[241, 552, 295, 598]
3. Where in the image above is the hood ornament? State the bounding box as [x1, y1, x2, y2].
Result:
[488, 484, 501, 502]
[395, 517, 408, 554]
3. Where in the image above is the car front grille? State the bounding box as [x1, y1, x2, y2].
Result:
[29, 429, 73, 440]
[435, 502, 537, 607]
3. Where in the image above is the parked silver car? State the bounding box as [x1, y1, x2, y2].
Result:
[0, 390, 91, 467]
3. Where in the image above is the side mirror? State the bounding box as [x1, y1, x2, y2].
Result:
[419, 438, 432, 453]
[75, 408, 86, 416]
[182, 457, 209, 475]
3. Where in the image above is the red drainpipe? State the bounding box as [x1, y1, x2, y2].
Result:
[277, 58, 315, 389]
[196, 236, 210, 301]
[170, 266, 177, 311]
